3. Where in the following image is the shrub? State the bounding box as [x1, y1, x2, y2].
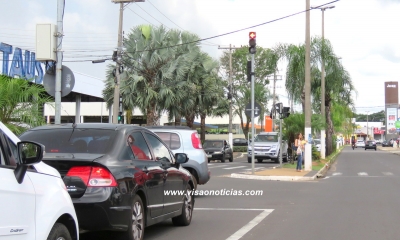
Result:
[312, 145, 320, 161]
[233, 146, 247, 152]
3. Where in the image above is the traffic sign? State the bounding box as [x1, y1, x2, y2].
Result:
[245, 102, 261, 118]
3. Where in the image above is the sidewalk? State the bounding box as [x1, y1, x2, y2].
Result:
[377, 145, 400, 155]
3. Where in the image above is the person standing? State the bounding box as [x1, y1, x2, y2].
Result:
[296, 133, 304, 172]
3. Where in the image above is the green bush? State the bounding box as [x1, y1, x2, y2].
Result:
[312, 145, 320, 161]
[233, 146, 247, 152]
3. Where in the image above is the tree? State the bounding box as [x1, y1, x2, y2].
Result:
[0, 75, 51, 134]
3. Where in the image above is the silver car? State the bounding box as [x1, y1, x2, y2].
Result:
[146, 126, 210, 189]
[247, 132, 288, 163]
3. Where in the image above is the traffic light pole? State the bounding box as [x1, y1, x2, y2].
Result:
[251, 53, 255, 175]
[279, 118, 283, 166]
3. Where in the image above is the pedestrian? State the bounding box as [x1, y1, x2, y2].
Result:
[295, 133, 304, 172]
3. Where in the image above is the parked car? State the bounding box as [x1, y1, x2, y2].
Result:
[0, 122, 79, 240]
[203, 139, 233, 163]
[313, 139, 321, 152]
[382, 140, 392, 147]
[247, 132, 288, 163]
[365, 140, 377, 150]
[146, 126, 210, 189]
[356, 139, 365, 148]
[233, 138, 248, 146]
[20, 123, 195, 240]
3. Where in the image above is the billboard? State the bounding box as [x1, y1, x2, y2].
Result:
[385, 82, 398, 105]
[387, 108, 397, 134]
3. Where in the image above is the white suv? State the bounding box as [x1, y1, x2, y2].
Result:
[0, 122, 79, 240]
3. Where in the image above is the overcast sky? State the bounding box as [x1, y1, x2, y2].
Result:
[1, 0, 399, 114]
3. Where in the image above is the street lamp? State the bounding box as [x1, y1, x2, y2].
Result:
[312, 4, 335, 160]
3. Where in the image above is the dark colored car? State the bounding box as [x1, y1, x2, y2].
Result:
[382, 140, 392, 147]
[19, 123, 195, 240]
[365, 140, 377, 150]
[233, 138, 248, 146]
[203, 140, 233, 163]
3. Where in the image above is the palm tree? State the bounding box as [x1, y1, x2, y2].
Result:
[0, 75, 51, 134]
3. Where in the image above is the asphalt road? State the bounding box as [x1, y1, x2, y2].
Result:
[82, 146, 400, 240]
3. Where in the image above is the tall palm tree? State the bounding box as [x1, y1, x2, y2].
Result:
[0, 75, 51, 134]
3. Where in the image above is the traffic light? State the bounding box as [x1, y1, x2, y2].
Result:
[249, 32, 256, 54]
[275, 103, 282, 114]
[281, 107, 290, 119]
[118, 111, 123, 123]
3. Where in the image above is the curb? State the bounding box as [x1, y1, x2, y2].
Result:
[230, 147, 344, 181]
[230, 173, 316, 181]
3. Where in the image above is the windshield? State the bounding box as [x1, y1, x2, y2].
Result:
[254, 135, 278, 142]
[20, 128, 117, 154]
[203, 141, 224, 148]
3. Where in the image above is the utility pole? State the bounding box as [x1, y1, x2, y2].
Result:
[304, 0, 312, 171]
[111, 0, 145, 124]
[55, 0, 64, 124]
[218, 44, 241, 147]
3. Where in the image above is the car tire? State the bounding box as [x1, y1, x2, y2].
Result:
[191, 173, 198, 191]
[248, 157, 251, 163]
[123, 195, 145, 240]
[172, 184, 194, 226]
[229, 155, 233, 162]
[221, 154, 225, 163]
[47, 223, 72, 240]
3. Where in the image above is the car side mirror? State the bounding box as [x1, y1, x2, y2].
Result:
[175, 153, 189, 164]
[14, 141, 44, 184]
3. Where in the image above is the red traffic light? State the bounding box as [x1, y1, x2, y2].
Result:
[249, 32, 256, 39]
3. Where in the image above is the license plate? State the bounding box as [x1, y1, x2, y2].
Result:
[369, 144, 373, 146]
[207, 154, 212, 158]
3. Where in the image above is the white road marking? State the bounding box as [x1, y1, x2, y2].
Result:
[332, 172, 342, 176]
[226, 210, 273, 240]
[208, 165, 229, 169]
[223, 166, 247, 170]
[358, 172, 368, 176]
[195, 208, 273, 211]
[244, 167, 265, 171]
[382, 172, 394, 176]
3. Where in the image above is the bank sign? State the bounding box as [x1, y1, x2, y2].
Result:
[0, 42, 44, 84]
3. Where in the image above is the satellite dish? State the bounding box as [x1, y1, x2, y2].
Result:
[43, 65, 75, 97]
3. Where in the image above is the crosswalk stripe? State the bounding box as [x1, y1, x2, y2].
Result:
[382, 172, 394, 176]
[244, 167, 265, 171]
[223, 166, 247, 170]
[358, 172, 368, 176]
[332, 172, 342, 176]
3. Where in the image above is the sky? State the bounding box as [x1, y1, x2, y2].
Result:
[1, 0, 400, 115]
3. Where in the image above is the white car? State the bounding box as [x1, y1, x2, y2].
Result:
[356, 140, 365, 148]
[313, 139, 321, 151]
[0, 122, 79, 240]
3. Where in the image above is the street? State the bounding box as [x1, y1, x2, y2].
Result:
[81, 146, 400, 240]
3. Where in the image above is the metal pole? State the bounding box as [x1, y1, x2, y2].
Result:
[251, 53, 255, 174]
[113, 2, 124, 124]
[55, 0, 64, 124]
[304, 0, 312, 171]
[279, 118, 283, 166]
[321, 9, 326, 159]
[228, 44, 233, 148]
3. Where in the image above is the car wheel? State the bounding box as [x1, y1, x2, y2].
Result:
[191, 173, 198, 191]
[248, 157, 251, 163]
[257, 159, 263, 163]
[123, 195, 145, 240]
[47, 223, 72, 240]
[208, 159, 210, 163]
[229, 155, 233, 162]
[172, 184, 194, 226]
[221, 154, 225, 163]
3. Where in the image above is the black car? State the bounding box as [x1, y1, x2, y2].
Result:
[233, 138, 248, 146]
[382, 140, 392, 147]
[20, 123, 195, 240]
[203, 140, 233, 163]
[365, 140, 377, 150]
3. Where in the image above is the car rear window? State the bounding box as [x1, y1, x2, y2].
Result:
[154, 132, 181, 150]
[20, 128, 117, 154]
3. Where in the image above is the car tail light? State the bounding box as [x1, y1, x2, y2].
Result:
[191, 132, 202, 149]
[66, 166, 117, 187]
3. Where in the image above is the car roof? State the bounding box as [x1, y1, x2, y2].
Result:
[24, 123, 149, 132]
[145, 126, 192, 130]
[258, 132, 278, 135]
